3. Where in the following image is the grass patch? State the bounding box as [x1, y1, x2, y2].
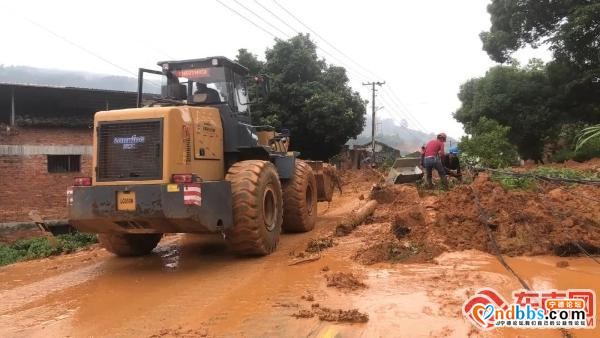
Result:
[491, 166, 597, 190]
[0, 232, 97, 267]
[531, 167, 598, 180]
[491, 173, 538, 190]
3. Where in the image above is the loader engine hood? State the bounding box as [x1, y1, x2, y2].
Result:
[92, 106, 224, 186]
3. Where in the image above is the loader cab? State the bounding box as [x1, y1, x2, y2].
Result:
[148, 56, 265, 116]
[135, 56, 272, 166]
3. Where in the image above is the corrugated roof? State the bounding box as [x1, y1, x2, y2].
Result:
[0, 83, 139, 126]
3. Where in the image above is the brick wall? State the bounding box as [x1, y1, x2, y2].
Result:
[0, 127, 92, 145]
[0, 128, 93, 222]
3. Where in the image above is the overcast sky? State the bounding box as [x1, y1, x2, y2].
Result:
[0, 0, 551, 138]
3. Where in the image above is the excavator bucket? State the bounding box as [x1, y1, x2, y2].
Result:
[386, 157, 423, 184]
[305, 161, 340, 202]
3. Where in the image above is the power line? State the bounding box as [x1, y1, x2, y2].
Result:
[0, 4, 162, 89]
[264, 0, 373, 80]
[384, 97, 425, 132]
[233, 0, 291, 38]
[267, 0, 428, 132]
[227, 0, 370, 84]
[218, 0, 429, 133]
[26, 19, 141, 79]
[271, 0, 381, 80]
[223, 0, 374, 82]
[377, 96, 417, 129]
[377, 94, 426, 132]
[253, 0, 299, 35]
[382, 86, 428, 131]
[216, 0, 278, 38]
[223, 1, 425, 132]
[233, 0, 372, 80]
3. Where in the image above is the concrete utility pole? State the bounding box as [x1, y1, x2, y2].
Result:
[362, 81, 385, 161]
[10, 86, 15, 126]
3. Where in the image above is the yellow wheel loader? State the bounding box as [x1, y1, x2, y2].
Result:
[68, 57, 337, 256]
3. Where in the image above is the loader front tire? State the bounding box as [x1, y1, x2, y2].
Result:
[99, 233, 162, 257]
[226, 160, 283, 256]
[282, 160, 318, 232]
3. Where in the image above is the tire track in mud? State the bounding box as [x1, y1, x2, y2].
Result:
[0, 262, 105, 315]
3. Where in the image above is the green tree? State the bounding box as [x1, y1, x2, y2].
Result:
[458, 117, 519, 168]
[459, 0, 600, 163]
[235, 48, 264, 74]
[454, 62, 558, 161]
[480, 0, 600, 126]
[480, 0, 600, 68]
[236, 34, 366, 160]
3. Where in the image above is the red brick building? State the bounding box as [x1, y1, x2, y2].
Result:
[0, 83, 137, 223]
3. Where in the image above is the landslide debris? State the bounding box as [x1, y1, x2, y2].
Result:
[292, 303, 369, 323]
[149, 327, 209, 337]
[325, 272, 367, 291]
[305, 237, 334, 252]
[354, 171, 600, 264]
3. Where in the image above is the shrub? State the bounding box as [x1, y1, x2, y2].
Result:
[0, 232, 97, 267]
[573, 136, 600, 162]
[459, 117, 519, 168]
[551, 124, 600, 163]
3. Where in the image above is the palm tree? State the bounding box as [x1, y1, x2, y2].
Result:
[575, 124, 600, 151]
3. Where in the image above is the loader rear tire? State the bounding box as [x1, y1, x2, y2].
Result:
[98, 233, 162, 257]
[282, 160, 318, 232]
[226, 160, 283, 256]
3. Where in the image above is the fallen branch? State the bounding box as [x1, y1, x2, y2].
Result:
[288, 255, 321, 266]
[335, 200, 378, 236]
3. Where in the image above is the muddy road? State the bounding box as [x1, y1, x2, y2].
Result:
[1, 172, 599, 337]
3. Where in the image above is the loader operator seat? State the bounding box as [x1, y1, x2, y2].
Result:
[193, 82, 221, 103]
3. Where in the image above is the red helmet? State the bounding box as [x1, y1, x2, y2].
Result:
[437, 132, 447, 141]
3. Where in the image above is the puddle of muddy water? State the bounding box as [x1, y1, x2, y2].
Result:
[302, 246, 600, 338]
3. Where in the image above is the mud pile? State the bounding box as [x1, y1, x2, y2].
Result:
[356, 184, 445, 264]
[305, 237, 334, 252]
[556, 158, 600, 172]
[149, 327, 209, 337]
[339, 169, 384, 192]
[325, 272, 367, 291]
[444, 174, 600, 255]
[356, 173, 600, 263]
[293, 304, 369, 323]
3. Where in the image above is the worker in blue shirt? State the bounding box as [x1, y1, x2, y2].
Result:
[441, 146, 462, 181]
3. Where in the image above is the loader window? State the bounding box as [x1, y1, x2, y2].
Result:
[234, 73, 249, 114]
[190, 80, 227, 104]
[170, 67, 231, 105]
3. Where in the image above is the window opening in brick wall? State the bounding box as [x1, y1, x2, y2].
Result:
[47, 155, 81, 173]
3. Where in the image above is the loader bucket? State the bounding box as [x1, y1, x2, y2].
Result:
[305, 161, 339, 202]
[386, 157, 423, 184]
